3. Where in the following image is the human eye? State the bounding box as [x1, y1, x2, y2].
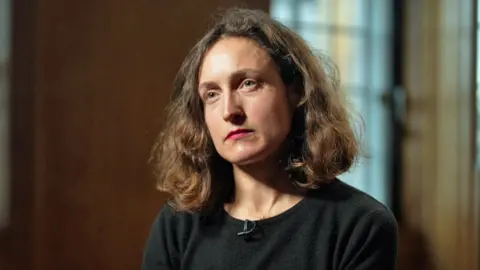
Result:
[240, 79, 258, 90]
[203, 90, 220, 103]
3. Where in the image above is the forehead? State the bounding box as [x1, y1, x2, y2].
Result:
[198, 37, 274, 82]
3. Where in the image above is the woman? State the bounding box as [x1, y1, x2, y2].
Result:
[143, 8, 398, 270]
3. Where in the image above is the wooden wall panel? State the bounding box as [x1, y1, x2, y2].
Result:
[402, 0, 478, 269]
[7, 1, 269, 269]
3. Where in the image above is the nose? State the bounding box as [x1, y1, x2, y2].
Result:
[222, 92, 246, 125]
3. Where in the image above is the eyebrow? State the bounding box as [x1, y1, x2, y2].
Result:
[198, 68, 262, 92]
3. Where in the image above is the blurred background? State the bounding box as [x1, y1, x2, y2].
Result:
[0, 0, 478, 269]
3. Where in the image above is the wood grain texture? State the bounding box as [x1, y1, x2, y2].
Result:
[402, 0, 478, 269]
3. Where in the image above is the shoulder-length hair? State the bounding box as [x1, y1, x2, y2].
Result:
[151, 8, 360, 212]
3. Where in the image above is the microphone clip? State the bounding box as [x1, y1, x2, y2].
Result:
[237, 219, 257, 237]
[237, 219, 263, 242]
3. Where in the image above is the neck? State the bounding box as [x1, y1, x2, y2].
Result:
[227, 159, 303, 219]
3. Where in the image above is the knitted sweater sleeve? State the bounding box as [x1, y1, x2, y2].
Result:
[142, 205, 181, 270]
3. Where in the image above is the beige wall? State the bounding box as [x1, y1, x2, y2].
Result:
[2, 1, 269, 269]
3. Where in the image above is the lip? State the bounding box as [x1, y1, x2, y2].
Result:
[225, 129, 254, 140]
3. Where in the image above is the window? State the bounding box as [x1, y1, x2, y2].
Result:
[476, 1, 480, 170]
[271, 0, 394, 205]
[0, 0, 10, 229]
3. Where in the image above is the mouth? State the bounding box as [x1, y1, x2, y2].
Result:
[225, 129, 254, 140]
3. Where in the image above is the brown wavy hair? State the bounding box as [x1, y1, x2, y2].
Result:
[151, 8, 360, 212]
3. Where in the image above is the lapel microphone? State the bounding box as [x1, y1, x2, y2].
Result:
[237, 219, 257, 237]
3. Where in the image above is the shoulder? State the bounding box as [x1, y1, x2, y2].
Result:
[156, 202, 187, 222]
[154, 202, 222, 239]
[143, 203, 202, 270]
[146, 203, 204, 258]
[307, 179, 398, 235]
[154, 202, 201, 233]
[307, 179, 398, 268]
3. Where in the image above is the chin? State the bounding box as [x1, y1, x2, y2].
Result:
[220, 148, 271, 166]
[229, 157, 262, 166]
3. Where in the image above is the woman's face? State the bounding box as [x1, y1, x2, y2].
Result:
[198, 37, 294, 166]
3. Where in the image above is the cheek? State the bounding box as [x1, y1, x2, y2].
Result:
[204, 111, 223, 142]
[249, 98, 292, 133]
